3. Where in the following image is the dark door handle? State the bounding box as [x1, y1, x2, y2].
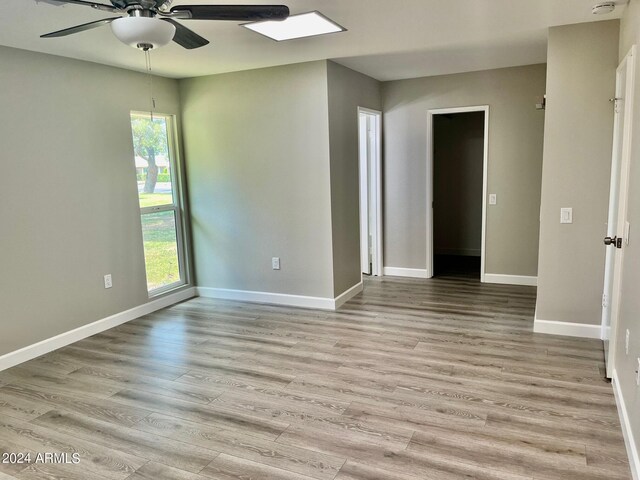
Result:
[604, 236, 623, 248]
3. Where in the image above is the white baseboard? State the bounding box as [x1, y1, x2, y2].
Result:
[197, 287, 337, 310]
[198, 282, 363, 311]
[533, 318, 602, 339]
[0, 287, 197, 372]
[613, 369, 640, 480]
[383, 267, 429, 279]
[335, 282, 363, 309]
[484, 274, 537, 286]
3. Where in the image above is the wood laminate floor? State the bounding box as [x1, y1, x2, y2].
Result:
[0, 276, 631, 480]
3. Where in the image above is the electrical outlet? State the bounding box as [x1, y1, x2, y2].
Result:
[272, 257, 281, 270]
[104, 274, 113, 289]
[626, 329, 630, 355]
[636, 358, 640, 386]
[489, 194, 497, 206]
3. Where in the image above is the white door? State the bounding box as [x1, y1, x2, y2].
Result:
[359, 113, 372, 275]
[603, 46, 636, 378]
[358, 109, 383, 276]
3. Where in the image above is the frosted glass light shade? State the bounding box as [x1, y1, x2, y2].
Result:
[111, 17, 176, 49]
[592, 1, 616, 14]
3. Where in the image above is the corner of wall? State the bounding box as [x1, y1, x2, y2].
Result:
[536, 19, 619, 338]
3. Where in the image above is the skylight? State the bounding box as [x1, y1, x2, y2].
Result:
[243, 11, 346, 42]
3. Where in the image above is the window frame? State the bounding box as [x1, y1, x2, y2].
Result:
[131, 111, 189, 297]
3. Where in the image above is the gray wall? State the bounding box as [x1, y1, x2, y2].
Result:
[326, 61, 382, 296]
[535, 21, 619, 326]
[615, 0, 640, 462]
[0, 45, 185, 356]
[382, 64, 546, 276]
[179, 61, 336, 299]
[433, 112, 484, 257]
[620, 0, 640, 60]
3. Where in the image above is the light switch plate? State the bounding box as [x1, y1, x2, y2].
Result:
[489, 194, 497, 206]
[625, 221, 631, 245]
[560, 208, 573, 224]
[626, 329, 630, 355]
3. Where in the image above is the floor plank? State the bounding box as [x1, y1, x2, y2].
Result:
[202, 453, 322, 480]
[134, 413, 345, 480]
[123, 462, 214, 480]
[0, 415, 145, 480]
[31, 410, 218, 473]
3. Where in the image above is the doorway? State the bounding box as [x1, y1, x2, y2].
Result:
[358, 107, 383, 276]
[602, 46, 636, 378]
[427, 107, 489, 280]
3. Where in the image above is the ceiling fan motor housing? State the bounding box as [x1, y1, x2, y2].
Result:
[110, 0, 170, 9]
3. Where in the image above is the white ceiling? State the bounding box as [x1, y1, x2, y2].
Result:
[0, 0, 624, 81]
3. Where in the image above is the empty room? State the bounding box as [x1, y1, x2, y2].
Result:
[0, 1, 639, 479]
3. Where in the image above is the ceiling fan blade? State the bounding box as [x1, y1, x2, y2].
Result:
[162, 19, 210, 49]
[40, 17, 119, 38]
[44, 0, 120, 13]
[169, 5, 290, 21]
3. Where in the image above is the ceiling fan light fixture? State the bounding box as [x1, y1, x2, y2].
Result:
[110, 16, 176, 50]
[243, 11, 346, 41]
[592, 1, 616, 14]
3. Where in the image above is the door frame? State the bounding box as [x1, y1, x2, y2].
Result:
[603, 45, 636, 375]
[426, 105, 489, 280]
[358, 107, 384, 277]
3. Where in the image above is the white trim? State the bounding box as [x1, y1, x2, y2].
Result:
[383, 267, 429, 279]
[334, 281, 364, 309]
[358, 107, 382, 116]
[199, 282, 363, 311]
[358, 107, 384, 277]
[533, 318, 602, 339]
[375, 110, 384, 277]
[358, 109, 370, 276]
[426, 105, 489, 282]
[198, 287, 336, 310]
[480, 108, 489, 284]
[613, 369, 640, 480]
[0, 287, 197, 372]
[484, 274, 538, 286]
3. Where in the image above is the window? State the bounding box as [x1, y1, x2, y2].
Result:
[130, 112, 187, 295]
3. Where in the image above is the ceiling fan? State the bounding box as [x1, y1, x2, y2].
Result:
[38, 0, 290, 50]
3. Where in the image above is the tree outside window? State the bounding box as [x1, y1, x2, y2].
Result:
[131, 116, 169, 194]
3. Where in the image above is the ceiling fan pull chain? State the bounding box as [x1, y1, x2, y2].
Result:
[144, 48, 155, 120]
